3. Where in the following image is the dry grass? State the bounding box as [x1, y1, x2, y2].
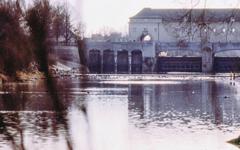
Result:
[16, 70, 45, 82]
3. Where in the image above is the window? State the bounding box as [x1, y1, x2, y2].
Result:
[154, 28, 157, 32]
[133, 27, 136, 32]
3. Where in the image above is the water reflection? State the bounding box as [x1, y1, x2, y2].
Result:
[0, 78, 239, 150]
[129, 81, 240, 128]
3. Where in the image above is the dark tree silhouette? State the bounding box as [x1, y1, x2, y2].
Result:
[25, 0, 52, 73]
[0, 1, 32, 77]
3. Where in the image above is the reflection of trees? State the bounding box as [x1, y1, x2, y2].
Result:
[128, 81, 230, 128]
[0, 112, 72, 150]
[129, 85, 144, 119]
[210, 81, 223, 125]
[0, 47, 87, 150]
[202, 81, 223, 125]
[0, 0, 89, 149]
[0, 113, 24, 150]
[0, 80, 83, 149]
[0, 85, 27, 149]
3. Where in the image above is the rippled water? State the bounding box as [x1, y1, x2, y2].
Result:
[0, 76, 240, 150]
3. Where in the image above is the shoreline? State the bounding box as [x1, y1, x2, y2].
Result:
[72, 73, 239, 81]
[2, 72, 239, 84]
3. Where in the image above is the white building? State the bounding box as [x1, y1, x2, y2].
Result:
[129, 8, 240, 43]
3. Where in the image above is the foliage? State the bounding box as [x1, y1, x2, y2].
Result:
[0, 0, 85, 79]
[25, 0, 52, 72]
[52, 4, 73, 45]
[0, 1, 33, 77]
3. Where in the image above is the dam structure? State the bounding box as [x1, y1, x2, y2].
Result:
[85, 8, 240, 73]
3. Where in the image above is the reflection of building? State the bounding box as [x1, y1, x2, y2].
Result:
[127, 82, 240, 126]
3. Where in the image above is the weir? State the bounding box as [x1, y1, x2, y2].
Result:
[84, 41, 240, 74]
[52, 42, 240, 74]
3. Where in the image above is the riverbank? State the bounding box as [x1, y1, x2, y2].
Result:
[0, 71, 44, 83]
[15, 70, 45, 82]
[72, 73, 240, 81]
[1, 70, 240, 83]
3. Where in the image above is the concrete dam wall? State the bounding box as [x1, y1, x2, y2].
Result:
[52, 42, 240, 73]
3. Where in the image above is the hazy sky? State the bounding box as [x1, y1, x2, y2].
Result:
[27, 0, 240, 36]
[82, 0, 240, 36]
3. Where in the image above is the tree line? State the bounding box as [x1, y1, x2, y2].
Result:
[0, 0, 84, 78]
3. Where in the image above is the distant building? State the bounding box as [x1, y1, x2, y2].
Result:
[89, 32, 127, 42]
[129, 8, 240, 43]
[64, 8, 240, 73]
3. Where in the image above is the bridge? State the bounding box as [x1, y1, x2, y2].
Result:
[52, 42, 240, 73]
[85, 41, 240, 73]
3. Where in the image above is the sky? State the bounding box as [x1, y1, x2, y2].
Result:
[26, 0, 240, 36]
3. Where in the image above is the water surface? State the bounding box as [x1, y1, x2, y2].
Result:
[0, 76, 239, 150]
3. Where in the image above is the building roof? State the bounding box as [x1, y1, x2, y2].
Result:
[130, 8, 240, 22]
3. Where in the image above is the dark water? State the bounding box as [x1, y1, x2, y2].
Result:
[0, 77, 240, 150]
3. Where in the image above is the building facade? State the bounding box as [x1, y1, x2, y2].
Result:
[129, 8, 240, 43]
[85, 8, 240, 73]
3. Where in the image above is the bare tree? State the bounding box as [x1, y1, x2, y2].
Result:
[74, 22, 86, 40]
[0, 0, 32, 77]
[52, 5, 65, 44]
[163, 0, 240, 45]
[74, 22, 87, 66]
[62, 6, 72, 45]
[25, 0, 52, 72]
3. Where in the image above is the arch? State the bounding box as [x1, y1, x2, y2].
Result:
[140, 33, 153, 42]
[117, 50, 129, 73]
[131, 50, 143, 74]
[202, 47, 212, 52]
[103, 49, 115, 73]
[88, 49, 101, 73]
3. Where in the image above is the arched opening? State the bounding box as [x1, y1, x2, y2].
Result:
[88, 49, 101, 73]
[117, 50, 129, 73]
[140, 33, 152, 42]
[103, 49, 115, 74]
[131, 50, 142, 74]
[203, 47, 212, 52]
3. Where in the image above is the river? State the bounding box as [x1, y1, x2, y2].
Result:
[0, 76, 239, 150]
